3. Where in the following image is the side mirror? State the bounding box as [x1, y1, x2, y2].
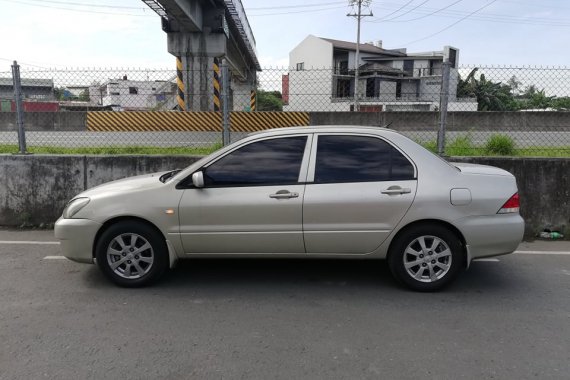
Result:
[192, 171, 205, 188]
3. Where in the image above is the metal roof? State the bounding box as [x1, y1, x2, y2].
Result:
[321, 38, 406, 57]
[0, 78, 54, 87]
[362, 55, 443, 62]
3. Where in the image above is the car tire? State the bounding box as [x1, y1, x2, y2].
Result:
[95, 221, 168, 287]
[388, 225, 464, 292]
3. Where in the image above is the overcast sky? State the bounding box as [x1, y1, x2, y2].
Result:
[1, 0, 569, 70]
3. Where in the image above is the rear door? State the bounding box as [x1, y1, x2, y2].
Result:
[303, 134, 417, 254]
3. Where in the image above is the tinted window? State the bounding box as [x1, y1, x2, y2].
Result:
[204, 136, 307, 186]
[314, 135, 414, 183]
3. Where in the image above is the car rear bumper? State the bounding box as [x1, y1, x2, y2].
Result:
[455, 213, 524, 262]
[54, 217, 102, 264]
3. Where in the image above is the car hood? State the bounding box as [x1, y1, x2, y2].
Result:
[450, 163, 513, 177]
[78, 172, 168, 199]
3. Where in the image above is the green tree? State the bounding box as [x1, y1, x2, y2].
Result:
[53, 86, 65, 100]
[457, 68, 517, 111]
[78, 89, 90, 102]
[257, 90, 283, 111]
[507, 75, 522, 96]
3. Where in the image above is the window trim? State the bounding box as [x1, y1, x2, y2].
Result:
[306, 133, 417, 184]
[176, 134, 313, 189]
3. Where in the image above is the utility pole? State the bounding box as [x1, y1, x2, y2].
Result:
[347, 0, 373, 112]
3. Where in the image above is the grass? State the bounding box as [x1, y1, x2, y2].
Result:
[0, 142, 223, 156]
[421, 135, 570, 157]
[1, 139, 569, 157]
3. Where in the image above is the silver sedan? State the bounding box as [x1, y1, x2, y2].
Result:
[54, 126, 524, 291]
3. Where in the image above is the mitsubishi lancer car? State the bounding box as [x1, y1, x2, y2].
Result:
[55, 126, 524, 291]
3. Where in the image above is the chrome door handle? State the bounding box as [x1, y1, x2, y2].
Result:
[269, 190, 299, 199]
[382, 187, 411, 195]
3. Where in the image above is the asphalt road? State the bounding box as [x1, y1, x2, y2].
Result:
[0, 230, 569, 379]
[0, 131, 569, 148]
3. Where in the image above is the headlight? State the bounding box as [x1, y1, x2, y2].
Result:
[62, 197, 90, 219]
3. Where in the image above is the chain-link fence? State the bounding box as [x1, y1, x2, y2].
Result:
[1, 62, 569, 156]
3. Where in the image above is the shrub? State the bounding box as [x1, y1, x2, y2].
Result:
[485, 134, 515, 156]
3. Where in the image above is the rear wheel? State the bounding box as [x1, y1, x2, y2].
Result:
[95, 221, 168, 287]
[388, 225, 464, 292]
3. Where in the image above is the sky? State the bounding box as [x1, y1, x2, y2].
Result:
[1, 0, 570, 71]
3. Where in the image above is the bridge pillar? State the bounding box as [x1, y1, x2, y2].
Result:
[167, 32, 225, 111]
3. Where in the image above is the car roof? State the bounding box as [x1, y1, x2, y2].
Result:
[248, 125, 394, 137]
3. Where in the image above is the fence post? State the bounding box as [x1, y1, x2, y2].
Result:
[11, 61, 27, 154]
[437, 61, 451, 156]
[221, 59, 230, 146]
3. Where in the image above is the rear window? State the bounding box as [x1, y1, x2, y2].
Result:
[314, 135, 415, 183]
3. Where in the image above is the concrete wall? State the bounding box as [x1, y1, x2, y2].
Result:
[0, 155, 200, 226]
[0, 154, 567, 239]
[289, 35, 333, 69]
[451, 157, 570, 239]
[0, 112, 86, 131]
[2, 111, 570, 132]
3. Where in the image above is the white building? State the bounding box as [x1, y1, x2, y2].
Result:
[89, 76, 177, 111]
[284, 35, 477, 112]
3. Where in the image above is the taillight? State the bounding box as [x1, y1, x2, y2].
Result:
[498, 193, 520, 214]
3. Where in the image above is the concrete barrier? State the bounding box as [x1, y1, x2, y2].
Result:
[309, 111, 570, 131]
[0, 154, 567, 239]
[2, 111, 570, 132]
[451, 157, 569, 239]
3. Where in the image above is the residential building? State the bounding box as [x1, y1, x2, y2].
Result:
[89, 76, 177, 111]
[283, 35, 477, 112]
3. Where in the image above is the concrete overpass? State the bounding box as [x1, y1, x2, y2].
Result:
[142, 0, 260, 111]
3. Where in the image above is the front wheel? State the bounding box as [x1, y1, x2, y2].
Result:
[388, 225, 464, 292]
[95, 221, 168, 287]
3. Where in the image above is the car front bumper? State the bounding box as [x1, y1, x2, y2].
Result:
[54, 217, 102, 264]
[456, 213, 525, 263]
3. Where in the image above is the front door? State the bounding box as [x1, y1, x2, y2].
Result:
[178, 135, 311, 254]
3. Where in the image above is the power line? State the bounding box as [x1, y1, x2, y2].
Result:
[248, 5, 348, 17]
[365, 1, 570, 26]
[497, 0, 570, 11]
[0, 57, 50, 69]
[12, 0, 147, 10]
[372, 0, 414, 21]
[0, 0, 155, 17]
[373, 0, 463, 23]
[397, 0, 499, 46]
[246, 1, 346, 11]
[379, 0, 431, 22]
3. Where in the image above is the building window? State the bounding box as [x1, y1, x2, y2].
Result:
[403, 60, 414, 75]
[296, 62, 304, 71]
[336, 61, 348, 75]
[336, 79, 352, 98]
[366, 78, 376, 98]
[129, 87, 138, 94]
